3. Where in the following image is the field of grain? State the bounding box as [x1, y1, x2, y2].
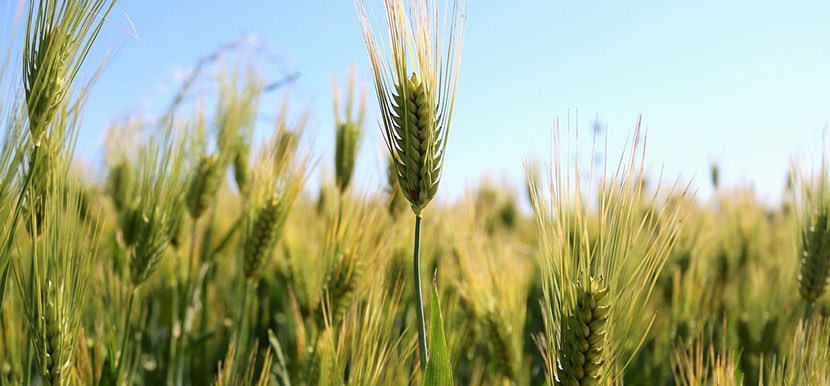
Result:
[0, 0, 829, 385]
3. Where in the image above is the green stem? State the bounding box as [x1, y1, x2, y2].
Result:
[175, 221, 200, 386]
[23, 335, 31, 386]
[413, 215, 428, 368]
[232, 280, 253, 378]
[187, 219, 198, 293]
[116, 288, 136, 384]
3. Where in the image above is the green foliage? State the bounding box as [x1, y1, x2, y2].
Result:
[425, 281, 453, 386]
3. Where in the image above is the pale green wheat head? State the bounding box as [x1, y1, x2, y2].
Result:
[242, 111, 311, 280]
[333, 64, 366, 192]
[356, 0, 465, 215]
[764, 316, 830, 386]
[185, 105, 224, 219]
[672, 327, 741, 386]
[23, 0, 116, 143]
[129, 130, 186, 287]
[527, 120, 686, 384]
[318, 194, 386, 327]
[15, 175, 98, 386]
[793, 150, 830, 304]
[214, 64, 263, 194]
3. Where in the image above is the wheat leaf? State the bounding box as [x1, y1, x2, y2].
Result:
[424, 281, 453, 386]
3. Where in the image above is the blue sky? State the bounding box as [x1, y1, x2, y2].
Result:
[5, 0, 830, 206]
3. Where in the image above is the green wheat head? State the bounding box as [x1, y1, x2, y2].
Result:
[185, 154, 222, 219]
[333, 65, 365, 192]
[794, 152, 830, 304]
[528, 121, 685, 384]
[357, 0, 465, 215]
[23, 0, 116, 143]
[15, 176, 97, 386]
[318, 277, 411, 386]
[242, 113, 310, 280]
[672, 327, 741, 386]
[318, 196, 386, 327]
[129, 131, 186, 287]
[215, 65, 262, 195]
[764, 317, 830, 385]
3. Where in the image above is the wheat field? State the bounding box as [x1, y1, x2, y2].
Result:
[0, 0, 829, 385]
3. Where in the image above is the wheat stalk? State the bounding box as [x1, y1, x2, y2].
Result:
[356, 0, 465, 369]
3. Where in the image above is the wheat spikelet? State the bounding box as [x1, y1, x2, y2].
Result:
[383, 156, 404, 217]
[672, 325, 741, 386]
[129, 207, 171, 286]
[242, 113, 309, 280]
[127, 131, 185, 287]
[557, 277, 610, 386]
[120, 202, 140, 247]
[233, 140, 250, 194]
[15, 177, 96, 386]
[356, 0, 465, 215]
[243, 195, 282, 279]
[319, 247, 366, 327]
[107, 158, 132, 212]
[186, 155, 223, 219]
[23, 0, 116, 142]
[765, 317, 830, 385]
[41, 283, 73, 386]
[799, 211, 830, 303]
[322, 197, 387, 327]
[167, 197, 186, 248]
[483, 309, 519, 379]
[528, 119, 686, 383]
[795, 150, 830, 303]
[333, 65, 365, 192]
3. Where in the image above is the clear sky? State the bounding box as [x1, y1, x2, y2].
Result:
[4, 0, 830, 206]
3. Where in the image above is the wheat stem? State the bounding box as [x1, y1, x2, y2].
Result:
[233, 280, 253, 376]
[115, 288, 136, 384]
[413, 215, 428, 367]
[187, 218, 199, 293]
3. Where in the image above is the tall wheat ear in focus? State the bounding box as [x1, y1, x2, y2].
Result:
[356, 0, 465, 374]
[527, 119, 687, 385]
